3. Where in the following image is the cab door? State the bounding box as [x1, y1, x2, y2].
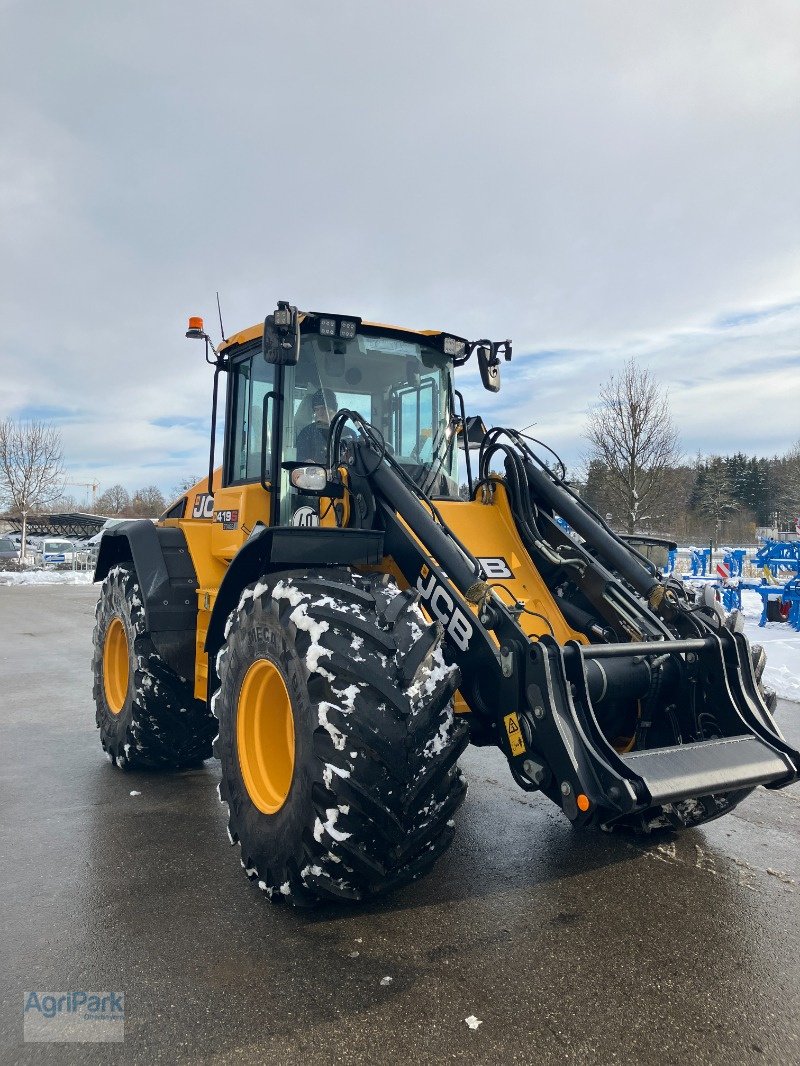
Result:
[212, 343, 274, 561]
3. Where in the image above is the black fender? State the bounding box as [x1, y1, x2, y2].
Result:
[94, 520, 198, 680]
[204, 525, 383, 659]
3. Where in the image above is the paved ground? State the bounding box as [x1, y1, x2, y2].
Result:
[1, 584, 799, 1065]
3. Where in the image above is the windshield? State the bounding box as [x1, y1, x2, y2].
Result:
[291, 331, 459, 497]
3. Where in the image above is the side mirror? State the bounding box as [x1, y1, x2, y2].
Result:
[476, 343, 500, 392]
[263, 301, 300, 365]
[458, 415, 488, 450]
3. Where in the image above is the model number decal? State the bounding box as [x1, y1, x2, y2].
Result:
[477, 556, 513, 579]
[214, 509, 239, 530]
[416, 567, 473, 652]
[192, 493, 214, 519]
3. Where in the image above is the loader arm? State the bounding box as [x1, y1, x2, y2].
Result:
[349, 433, 799, 831]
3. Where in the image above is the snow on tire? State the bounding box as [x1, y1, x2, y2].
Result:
[92, 564, 216, 768]
[213, 568, 468, 906]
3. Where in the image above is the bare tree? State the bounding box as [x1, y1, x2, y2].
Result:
[96, 484, 131, 516]
[0, 419, 64, 557]
[170, 474, 203, 499]
[584, 359, 679, 534]
[130, 486, 167, 517]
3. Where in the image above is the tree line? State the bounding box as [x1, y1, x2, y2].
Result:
[580, 359, 800, 543]
[0, 417, 192, 521]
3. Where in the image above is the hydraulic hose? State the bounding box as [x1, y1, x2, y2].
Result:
[520, 458, 660, 600]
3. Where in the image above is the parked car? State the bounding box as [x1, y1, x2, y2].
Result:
[37, 538, 82, 565]
[0, 535, 21, 562]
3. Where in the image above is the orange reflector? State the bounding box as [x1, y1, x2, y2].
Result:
[188, 316, 204, 331]
[577, 794, 590, 812]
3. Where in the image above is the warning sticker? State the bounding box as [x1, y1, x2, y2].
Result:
[503, 711, 526, 756]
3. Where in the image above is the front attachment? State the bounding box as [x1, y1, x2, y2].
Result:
[511, 630, 798, 832]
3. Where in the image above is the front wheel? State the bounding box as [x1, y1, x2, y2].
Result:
[213, 568, 468, 905]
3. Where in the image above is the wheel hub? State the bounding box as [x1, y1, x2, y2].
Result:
[103, 616, 130, 715]
[236, 659, 296, 814]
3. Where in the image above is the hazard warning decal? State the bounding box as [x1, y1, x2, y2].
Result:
[503, 711, 526, 756]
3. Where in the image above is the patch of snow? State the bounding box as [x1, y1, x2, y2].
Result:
[271, 580, 307, 608]
[332, 683, 361, 711]
[287, 600, 334, 677]
[423, 708, 454, 760]
[380, 976, 393, 987]
[129, 790, 141, 796]
[215, 647, 226, 676]
[0, 570, 95, 586]
[408, 646, 456, 704]
[210, 688, 221, 717]
[318, 703, 347, 750]
[323, 762, 351, 788]
[310, 594, 340, 610]
[313, 807, 351, 843]
[350, 635, 364, 651]
[465, 1016, 483, 1030]
[741, 590, 800, 703]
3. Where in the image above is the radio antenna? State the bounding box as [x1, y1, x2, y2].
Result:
[216, 291, 226, 342]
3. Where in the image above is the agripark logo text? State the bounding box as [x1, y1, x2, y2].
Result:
[24, 990, 124, 1043]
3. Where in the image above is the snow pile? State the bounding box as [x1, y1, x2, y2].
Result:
[0, 569, 94, 586]
[741, 590, 800, 703]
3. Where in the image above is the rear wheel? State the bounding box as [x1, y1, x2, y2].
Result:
[213, 568, 467, 905]
[92, 564, 216, 768]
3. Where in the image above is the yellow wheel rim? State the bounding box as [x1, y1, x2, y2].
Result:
[103, 617, 130, 715]
[237, 659, 296, 815]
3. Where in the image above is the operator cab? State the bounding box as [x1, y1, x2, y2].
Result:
[223, 317, 461, 526]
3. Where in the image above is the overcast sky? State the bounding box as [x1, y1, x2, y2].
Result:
[1, 0, 798, 504]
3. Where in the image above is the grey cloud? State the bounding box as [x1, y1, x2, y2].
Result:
[0, 0, 798, 491]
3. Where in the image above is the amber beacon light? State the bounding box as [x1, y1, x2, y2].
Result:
[186, 316, 206, 339]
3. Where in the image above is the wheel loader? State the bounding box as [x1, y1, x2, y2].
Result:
[92, 302, 799, 905]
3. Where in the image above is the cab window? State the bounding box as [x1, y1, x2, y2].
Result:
[226, 345, 275, 485]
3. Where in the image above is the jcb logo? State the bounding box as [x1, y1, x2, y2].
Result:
[416, 568, 473, 652]
[192, 493, 214, 520]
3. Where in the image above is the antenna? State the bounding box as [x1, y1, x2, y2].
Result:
[216, 291, 226, 342]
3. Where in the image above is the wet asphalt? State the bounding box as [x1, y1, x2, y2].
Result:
[1, 584, 799, 1065]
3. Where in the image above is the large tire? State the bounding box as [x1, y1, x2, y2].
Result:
[213, 568, 468, 905]
[92, 564, 216, 768]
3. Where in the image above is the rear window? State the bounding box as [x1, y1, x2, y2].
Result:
[0, 537, 15, 551]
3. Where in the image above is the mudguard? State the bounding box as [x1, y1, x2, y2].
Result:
[94, 521, 198, 679]
[204, 525, 383, 658]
